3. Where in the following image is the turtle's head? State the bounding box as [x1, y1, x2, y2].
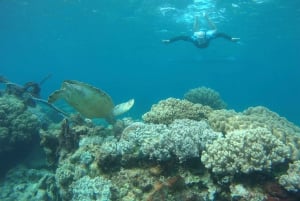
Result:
[48, 90, 64, 103]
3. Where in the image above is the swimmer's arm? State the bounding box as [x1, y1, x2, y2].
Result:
[162, 36, 192, 44]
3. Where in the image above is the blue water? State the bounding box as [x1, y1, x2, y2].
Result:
[1, 0, 300, 124]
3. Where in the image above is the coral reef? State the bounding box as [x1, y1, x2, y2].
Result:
[117, 119, 222, 163]
[1, 93, 300, 201]
[146, 175, 186, 200]
[230, 183, 266, 201]
[263, 181, 297, 201]
[50, 118, 222, 200]
[142, 98, 212, 124]
[184, 86, 226, 109]
[71, 175, 112, 201]
[279, 160, 300, 192]
[0, 94, 40, 154]
[55, 162, 76, 199]
[201, 128, 290, 175]
[39, 115, 108, 166]
[107, 166, 218, 201]
[39, 120, 80, 166]
[208, 106, 300, 160]
[0, 165, 56, 201]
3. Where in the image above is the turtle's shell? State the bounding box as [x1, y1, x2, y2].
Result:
[48, 80, 114, 119]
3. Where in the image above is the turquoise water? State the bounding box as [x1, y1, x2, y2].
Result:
[1, 0, 299, 124]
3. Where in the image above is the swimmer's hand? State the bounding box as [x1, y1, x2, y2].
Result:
[231, 37, 240, 42]
[162, 39, 170, 44]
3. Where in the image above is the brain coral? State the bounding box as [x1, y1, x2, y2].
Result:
[0, 94, 40, 154]
[184, 86, 226, 109]
[201, 128, 290, 175]
[142, 97, 212, 124]
[278, 160, 300, 192]
[207, 106, 300, 160]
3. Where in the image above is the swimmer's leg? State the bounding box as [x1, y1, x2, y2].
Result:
[216, 32, 240, 42]
[204, 13, 217, 30]
[193, 15, 200, 32]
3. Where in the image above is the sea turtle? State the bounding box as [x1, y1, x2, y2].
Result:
[48, 80, 134, 123]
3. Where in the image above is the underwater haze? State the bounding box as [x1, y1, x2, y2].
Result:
[1, 0, 300, 124]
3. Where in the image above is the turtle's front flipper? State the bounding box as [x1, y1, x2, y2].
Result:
[113, 99, 134, 116]
[48, 90, 64, 103]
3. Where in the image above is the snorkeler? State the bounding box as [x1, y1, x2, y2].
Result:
[162, 13, 240, 48]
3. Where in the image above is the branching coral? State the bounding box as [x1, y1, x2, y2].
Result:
[201, 128, 290, 175]
[71, 175, 112, 201]
[142, 98, 212, 124]
[279, 160, 300, 192]
[118, 119, 222, 163]
[207, 106, 300, 161]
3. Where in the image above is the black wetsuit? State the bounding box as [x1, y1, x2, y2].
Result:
[168, 30, 233, 48]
